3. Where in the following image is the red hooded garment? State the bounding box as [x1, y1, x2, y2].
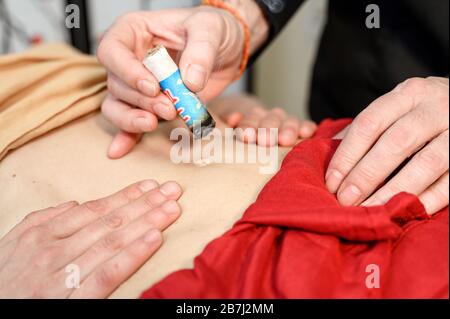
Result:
[142, 119, 449, 299]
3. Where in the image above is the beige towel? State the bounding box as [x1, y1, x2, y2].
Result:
[0, 43, 107, 160]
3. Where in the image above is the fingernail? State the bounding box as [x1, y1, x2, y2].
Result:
[139, 180, 158, 192]
[161, 200, 180, 215]
[137, 80, 158, 97]
[132, 117, 153, 132]
[144, 229, 161, 243]
[186, 64, 206, 89]
[160, 182, 179, 197]
[338, 184, 362, 206]
[154, 103, 173, 120]
[325, 169, 343, 193]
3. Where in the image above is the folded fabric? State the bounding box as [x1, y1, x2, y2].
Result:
[0, 43, 106, 160]
[142, 119, 449, 299]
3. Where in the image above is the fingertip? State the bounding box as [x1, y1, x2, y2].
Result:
[299, 122, 317, 138]
[143, 229, 163, 245]
[159, 181, 183, 199]
[182, 64, 207, 93]
[225, 112, 244, 128]
[107, 132, 141, 159]
[279, 129, 297, 146]
[237, 127, 257, 144]
[257, 128, 278, 147]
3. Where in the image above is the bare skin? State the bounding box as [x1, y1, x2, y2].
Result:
[0, 180, 183, 298]
[0, 96, 289, 298]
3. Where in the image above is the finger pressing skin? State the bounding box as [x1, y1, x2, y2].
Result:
[97, 35, 160, 97]
[101, 94, 158, 133]
[0, 201, 79, 246]
[48, 180, 160, 238]
[108, 131, 142, 159]
[257, 108, 285, 146]
[336, 105, 446, 206]
[298, 120, 317, 139]
[419, 173, 449, 215]
[236, 107, 268, 143]
[222, 111, 244, 128]
[278, 118, 301, 147]
[59, 182, 182, 264]
[107, 73, 177, 121]
[326, 79, 425, 193]
[362, 130, 449, 206]
[69, 229, 163, 299]
[67, 199, 181, 284]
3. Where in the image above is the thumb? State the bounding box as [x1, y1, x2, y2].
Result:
[179, 11, 223, 92]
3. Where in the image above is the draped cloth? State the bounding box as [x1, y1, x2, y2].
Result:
[0, 43, 106, 160]
[142, 119, 449, 299]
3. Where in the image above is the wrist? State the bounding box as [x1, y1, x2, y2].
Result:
[206, 0, 269, 56]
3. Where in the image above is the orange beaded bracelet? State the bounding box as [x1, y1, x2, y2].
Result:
[202, 0, 251, 77]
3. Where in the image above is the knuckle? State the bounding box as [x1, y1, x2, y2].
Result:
[353, 112, 380, 140]
[121, 185, 144, 202]
[271, 107, 286, 116]
[135, 95, 150, 109]
[101, 233, 124, 252]
[434, 183, 449, 203]
[402, 77, 428, 94]
[84, 199, 109, 216]
[19, 226, 45, 246]
[102, 213, 126, 230]
[384, 125, 416, 155]
[417, 150, 445, 172]
[331, 149, 357, 172]
[116, 12, 139, 24]
[23, 210, 40, 224]
[250, 106, 264, 116]
[95, 265, 119, 288]
[261, 117, 281, 127]
[142, 209, 165, 226]
[352, 165, 379, 186]
[32, 245, 60, 268]
[194, 11, 222, 30]
[143, 191, 164, 208]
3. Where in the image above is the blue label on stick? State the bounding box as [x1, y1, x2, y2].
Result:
[159, 70, 209, 128]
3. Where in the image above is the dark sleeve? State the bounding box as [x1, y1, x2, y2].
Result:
[250, 0, 305, 64]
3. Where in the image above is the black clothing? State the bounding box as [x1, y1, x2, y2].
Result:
[254, 0, 449, 121]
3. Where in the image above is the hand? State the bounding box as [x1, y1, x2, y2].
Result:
[97, 6, 259, 159]
[326, 77, 449, 214]
[0, 180, 183, 298]
[214, 95, 317, 146]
